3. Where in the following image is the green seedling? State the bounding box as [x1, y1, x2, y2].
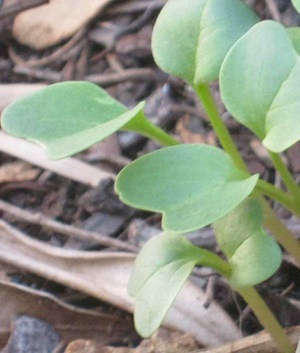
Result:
[129, 199, 281, 337]
[2, 0, 300, 352]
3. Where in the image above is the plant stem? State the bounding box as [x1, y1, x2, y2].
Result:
[237, 286, 295, 353]
[269, 151, 300, 205]
[256, 179, 300, 217]
[198, 250, 231, 279]
[194, 83, 248, 173]
[194, 82, 300, 216]
[125, 113, 179, 147]
[139, 122, 179, 146]
[262, 198, 300, 267]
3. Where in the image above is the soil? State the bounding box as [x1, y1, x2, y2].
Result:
[0, 0, 300, 352]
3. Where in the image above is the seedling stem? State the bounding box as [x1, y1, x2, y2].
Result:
[238, 286, 295, 353]
[268, 151, 300, 206]
[125, 114, 179, 147]
[194, 83, 248, 173]
[262, 199, 300, 267]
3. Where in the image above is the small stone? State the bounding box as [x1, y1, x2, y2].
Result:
[3, 315, 60, 353]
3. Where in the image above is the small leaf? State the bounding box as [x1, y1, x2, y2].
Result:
[214, 199, 282, 288]
[287, 27, 300, 55]
[152, 0, 258, 85]
[116, 144, 258, 233]
[129, 232, 226, 337]
[1, 81, 145, 159]
[220, 21, 300, 152]
[263, 60, 300, 152]
[292, 0, 300, 14]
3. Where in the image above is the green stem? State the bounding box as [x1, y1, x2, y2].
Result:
[193, 82, 300, 265]
[269, 151, 300, 206]
[125, 113, 179, 147]
[262, 198, 300, 267]
[194, 83, 248, 173]
[256, 179, 300, 217]
[197, 250, 231, 279]
[237, 286, 295, 353]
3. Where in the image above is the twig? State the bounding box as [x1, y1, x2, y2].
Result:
[114, 2, 160, 38]
[0, 131, 115, 187]
[202, 276, 216, 309]
[14, 66, 155, 86]
[105, 0, 166, 15]
[14, 66, 62, 82]
[265, 0, 281, 21]
[75, 40, 90, 80]
[86, 68, 155, 86]
[8, 26, 87, 68]
[0, 199, 138, 252]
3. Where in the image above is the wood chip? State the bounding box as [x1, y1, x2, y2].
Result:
[13, 0, 116, 50]
[0, 161, 39, 184]
[195, 325, 300, 353]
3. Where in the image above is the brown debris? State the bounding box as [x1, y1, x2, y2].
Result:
[0, 279, 135, 346]
[287, 142, 300, 173]
[0, 0, 48, 21]
[12, 0, 117, 50]
[65, 332, 198, 353]
[0, 161, 39, 184]
[196, 326, 300, 353]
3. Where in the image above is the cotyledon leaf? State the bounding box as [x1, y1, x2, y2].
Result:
[292, 0, 300, 14]
[116, 144, 258, 234]
[220, 20, 300, 152]
[263, 59, 300, 152]
[1, 81, 145, 159]
[152, 0, 258, 85]
[214, 198, 282, 288]
[287, 27, 300, 55]
[129, 232, 230, 337]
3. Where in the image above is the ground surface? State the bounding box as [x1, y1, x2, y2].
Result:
[0, 0, 300, 352]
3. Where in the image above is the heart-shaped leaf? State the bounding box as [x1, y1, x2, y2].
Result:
[129, 232, 229, 337]
[214, 198, 282, 288]
[152, 0, 258, 85]
[116, 144, 258, 233]
[220, 20, 300, 152]
[1, 81, 145, 159]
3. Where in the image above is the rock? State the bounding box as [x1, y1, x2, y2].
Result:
[2, 315, 60, 353]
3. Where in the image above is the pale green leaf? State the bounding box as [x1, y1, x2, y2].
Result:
[220, 20, 300, 152]
[214, 199, 282, 288]
[152, 0, 258, 85]
[292, 0, 300, 14]
[129, 232, 226, 337]
[116, 144, 258, 233]
[263, 60, 300, 152]
[1, 81, 145, 159]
